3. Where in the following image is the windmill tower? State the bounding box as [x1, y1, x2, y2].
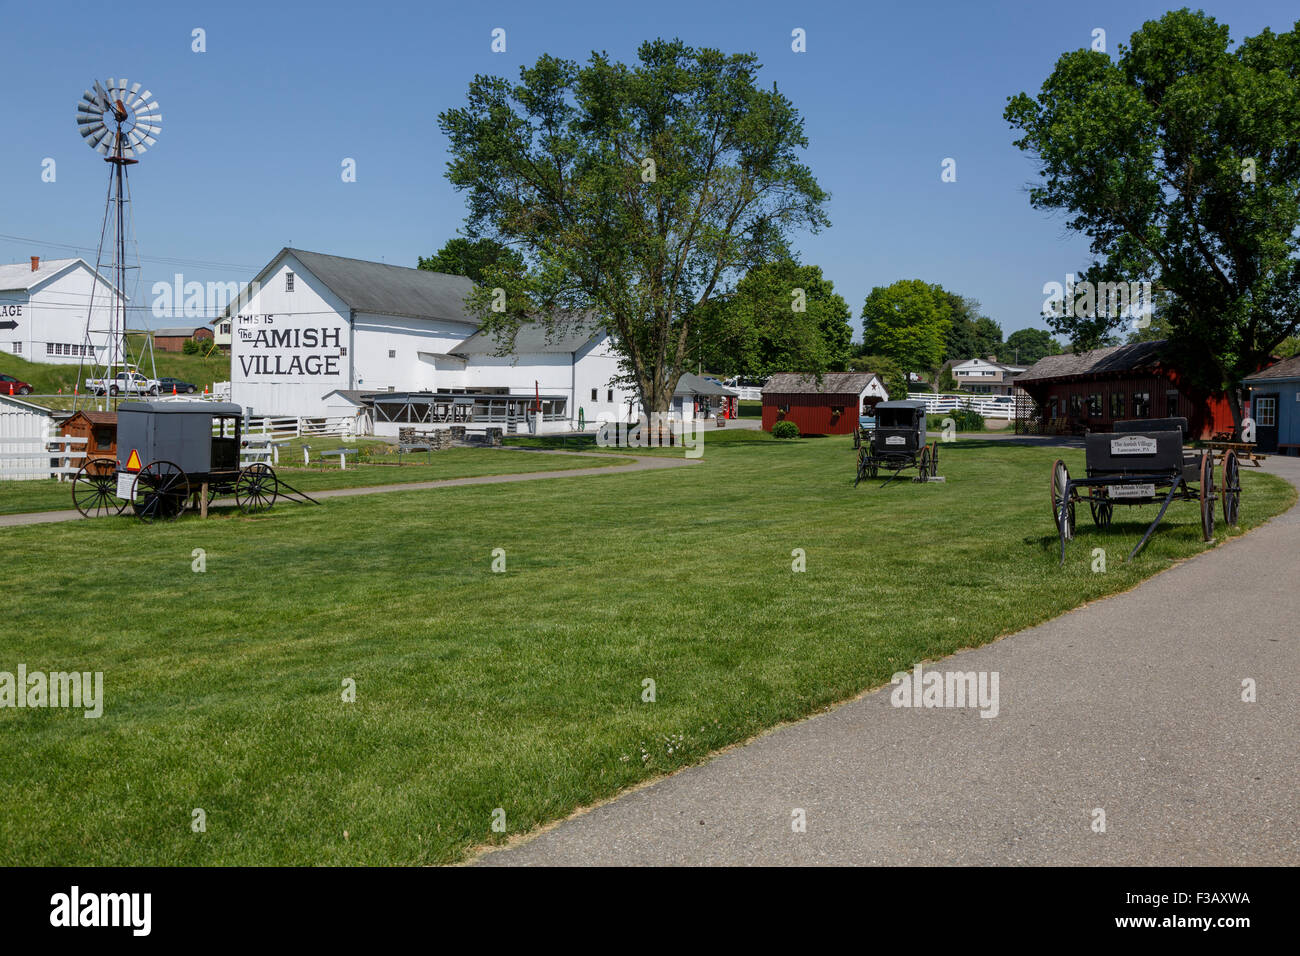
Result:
[73, 78, 162, 410]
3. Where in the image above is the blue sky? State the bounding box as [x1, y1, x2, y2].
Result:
[3, 0, 1296, 348]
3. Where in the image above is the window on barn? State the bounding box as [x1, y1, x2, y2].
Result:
[1088, 394, 1102, 417]
[340, 347, 347, 356]
[1256, 397, 1277, 427]
[285, 272, 295, 292]
[1069, 394, 1082, 416]
[591, 388, 598, 401]
[388, 350, 396, 359]
[1110, 392, 1125, 417]
[92, 426, 113, 451]
[1133, 391, 1151, 417]
[607, 389, 613, 402]
[12, 342, 19, 354]
[1165, 390, 1179, 417]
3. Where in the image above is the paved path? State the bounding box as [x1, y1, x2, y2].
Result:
[479, 456, 1300, 865]
[0, 449, 696, 528]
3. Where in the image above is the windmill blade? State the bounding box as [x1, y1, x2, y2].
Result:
[92, 79, 112, 113]
[126, 82, 144, 109]
[79, 121, 107, 141]
[87, 82, 109, 109]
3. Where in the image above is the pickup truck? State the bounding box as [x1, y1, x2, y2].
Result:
[85, 371, 161, 396]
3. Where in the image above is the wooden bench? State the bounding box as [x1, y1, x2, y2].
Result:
[1204, 440, 1267, 467]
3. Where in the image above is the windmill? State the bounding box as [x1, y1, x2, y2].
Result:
[73, 78, 162, 410]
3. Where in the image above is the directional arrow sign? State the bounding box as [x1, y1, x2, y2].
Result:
[0, 320, 17, 330]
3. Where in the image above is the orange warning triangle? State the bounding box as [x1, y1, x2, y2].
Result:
[125, 449, 142, 471]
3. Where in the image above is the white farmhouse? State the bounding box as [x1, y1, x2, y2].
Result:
[0, 257, 125, 365]
[950, 356, 1026, 395]
[222, 248, 632, 432]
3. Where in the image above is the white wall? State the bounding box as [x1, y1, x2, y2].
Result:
[0, 397, 54, 480]
[0, 262, 122, 366]
[229, 254, 351, 417]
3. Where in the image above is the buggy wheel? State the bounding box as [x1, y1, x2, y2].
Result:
[1051, 459, 1075, 540]
[235, 463, 278, 514]
[918, 446, 931, 481]
[1089, 496, 1113, 528]
[1221, 450, 1241, 527]
[1199, 451, 1215, 541]
[131, 460, 189, 522]
[71, 459, 127, 518]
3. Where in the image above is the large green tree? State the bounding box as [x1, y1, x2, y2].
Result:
[1005, 327, 1064, 364]
[418, 238, 524, 284]
[861, 279, 952, 374]
[1005, 9, 1300, 432]
[692, 260, 851, 378]
[438, 39, 829, 413]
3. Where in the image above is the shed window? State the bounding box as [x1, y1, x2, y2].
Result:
[1088, 394, 1102, 417]
[1110, 392, 1125, 417]
[285, 272, 295, 292]
[831, 405, 845, 416]
[92, 426, 114, 450]
[1256, 397, 1277, 427]
[1166, 390, 1179, 417]
[1069, 394, 1082, 416]
[591, 388, 598, 401]
[12, 342, 20, 354]
[1133, 392, 1151, 417]
[607, 389, 614, 402]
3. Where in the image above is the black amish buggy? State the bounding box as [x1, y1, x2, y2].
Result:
[854, 399, 940, 487]
[68, 401, 308, 521]
[1050, 417, 1242, 563]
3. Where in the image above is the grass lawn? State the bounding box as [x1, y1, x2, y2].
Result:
[0, 447, 631, 515]
[0, 436, 1292, 865]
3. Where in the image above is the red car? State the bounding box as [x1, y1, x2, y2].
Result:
[0, 374, 32, 396]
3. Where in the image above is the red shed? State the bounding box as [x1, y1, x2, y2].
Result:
[59, 410, 118, 466]
[762, 372, 888, 435]
[1012, 340, 1236, 439]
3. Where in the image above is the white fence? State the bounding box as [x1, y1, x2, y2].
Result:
[0, 435, 87, 480]
[732, 386, 764, 401]
[240, 415, 357, 440]
[910, 393, 1017, 420]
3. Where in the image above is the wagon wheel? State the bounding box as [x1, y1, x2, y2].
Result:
[235, 462, 278, 514]
[918, 446, 931, 481]
[1051, 458, 1075, 540]
[71, 458, 127, 518]
[1199, 451, 1215, 542]
[1221, 450, 1241, 527]
[1089, 495, 1113, 528]
[131, 460, 189, 522]
[930, 442, 940, 478]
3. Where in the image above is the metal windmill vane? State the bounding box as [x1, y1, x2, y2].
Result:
[76, 78, 162, 160]
[73, 78, 162, 411]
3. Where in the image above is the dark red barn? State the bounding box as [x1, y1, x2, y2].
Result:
[1013, 340, 1236, 439]
[761, 372, 888, 435]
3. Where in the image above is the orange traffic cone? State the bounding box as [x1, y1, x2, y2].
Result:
[172, 385, 177, 395]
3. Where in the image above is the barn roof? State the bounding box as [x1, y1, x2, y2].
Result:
[675, 373, 738, 397]
[64, 411, 117, 424]
[1014, 340, 1167, 384]
[452, 320, 602, 355]
[0, 257, 123, 297]
[1243, 353, 1300, 384]
[220, 248, 479, 325]
[763, 372, 879, 395]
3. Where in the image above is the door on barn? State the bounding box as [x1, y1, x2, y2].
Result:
[1254, 394, 1279, 451]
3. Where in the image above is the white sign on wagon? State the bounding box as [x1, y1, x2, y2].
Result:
[1109, 483, 1156, 499]
[885, 435, 905, 445]
[1110, 435, 1157, 455]
[116, 473, 135, 501]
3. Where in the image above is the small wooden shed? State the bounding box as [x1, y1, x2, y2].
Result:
[60, 410, 118, 464]
[761, 372, 888, 435]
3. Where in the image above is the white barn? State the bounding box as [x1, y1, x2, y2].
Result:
[222, 249, 634, 433]
[0, 257, 125, 365]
